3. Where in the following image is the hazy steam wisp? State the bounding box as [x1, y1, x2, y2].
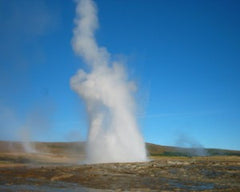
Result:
[176, 134, 207, 156]
[70, 0, 147, 163]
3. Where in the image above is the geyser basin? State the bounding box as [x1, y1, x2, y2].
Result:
[70, 0, 147, 163]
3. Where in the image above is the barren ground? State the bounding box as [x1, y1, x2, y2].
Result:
[0, 142, 239, 191]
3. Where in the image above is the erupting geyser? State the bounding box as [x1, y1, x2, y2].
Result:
[70, 0, 147, 163]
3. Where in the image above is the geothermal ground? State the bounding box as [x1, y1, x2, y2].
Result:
[0, 141, 239, 192]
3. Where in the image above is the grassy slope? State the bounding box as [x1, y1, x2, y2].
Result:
[146, 143, 240, 157]
[0, 141, 239, 157]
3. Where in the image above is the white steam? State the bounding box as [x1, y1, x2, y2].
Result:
[70, 0, 147, 163]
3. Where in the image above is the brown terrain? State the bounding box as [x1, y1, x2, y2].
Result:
[0, 141, 239, 191]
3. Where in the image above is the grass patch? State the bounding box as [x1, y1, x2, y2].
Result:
[150, 151, 192, 157]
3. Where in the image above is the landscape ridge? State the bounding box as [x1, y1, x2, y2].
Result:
[0, 140, 239, 157]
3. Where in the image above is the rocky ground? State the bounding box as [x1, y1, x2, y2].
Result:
[0, 155, 240, 191]
[0, 142, 239, 191]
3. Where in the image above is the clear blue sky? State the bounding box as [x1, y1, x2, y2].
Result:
[0, 0, 239, 150]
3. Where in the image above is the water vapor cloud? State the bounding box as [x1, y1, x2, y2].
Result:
[70, 0, 147, 163]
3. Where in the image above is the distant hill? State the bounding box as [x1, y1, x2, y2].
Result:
[0, 141, 239, 157]
[0, 141, 85, 155]
[146, 143, 240, 157]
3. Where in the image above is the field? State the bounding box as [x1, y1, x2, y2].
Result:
[0, 141, 239, 191]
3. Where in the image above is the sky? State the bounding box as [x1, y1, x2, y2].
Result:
[0, 0, 240, 150]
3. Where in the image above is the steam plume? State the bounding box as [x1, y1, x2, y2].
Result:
[70, 0, 147, 163]
[176, 134, 207, 156]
